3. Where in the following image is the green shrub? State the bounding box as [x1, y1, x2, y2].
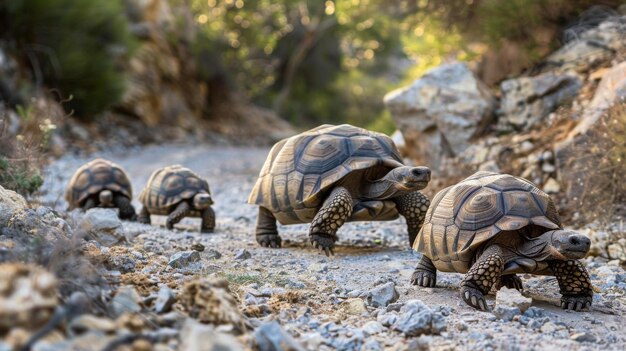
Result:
[0, 0, 137, 118]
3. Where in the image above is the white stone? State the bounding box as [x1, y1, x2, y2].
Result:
[496, 287, 532, 313]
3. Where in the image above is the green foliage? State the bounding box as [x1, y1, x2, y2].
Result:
[0, 157, 43, 196]
[0, 0, 137, 118]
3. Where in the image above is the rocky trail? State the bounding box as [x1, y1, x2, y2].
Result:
[26, 144, 626, 350]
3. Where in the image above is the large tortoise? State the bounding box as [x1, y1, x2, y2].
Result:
[412, 171, 592, 311]
[248, 124, 431, 255]
[138, 165, 215, 233]
[65, 158, 136, 220]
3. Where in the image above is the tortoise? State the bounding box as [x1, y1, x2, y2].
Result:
[138, 165, 215, 233]
[65, 158, 136, 220]
[248, 124, 431, 255]
[412, 171, 592, 311]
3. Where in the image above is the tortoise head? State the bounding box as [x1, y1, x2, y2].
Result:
[192, 193, 212, 210]
[547, 229, 591, 260]
[99, 190, 114, 207]
[388, 166, 431, 192]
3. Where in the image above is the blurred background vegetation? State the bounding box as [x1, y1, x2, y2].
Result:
[1, 0, 622, 133]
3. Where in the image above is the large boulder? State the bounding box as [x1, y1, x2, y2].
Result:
[384, 63, 495, 170]
[498, 72, 581, 131]
[543, 16, 626, 73]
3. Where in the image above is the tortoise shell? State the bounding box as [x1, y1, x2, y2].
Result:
[248, 124, 405, 224]
[139, 165, 211, 214]
[65, 158, 132, 209]
[413, 171, 562, 273]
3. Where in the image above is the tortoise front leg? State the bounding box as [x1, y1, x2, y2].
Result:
[460, 245, 504, 311]
[411, 255, 437, 287]
[255, 207, 281, 248]
[200, 206, 216, 233]
[309, 186, 352, 256]
[113, 194, 137, 221]
[167, 201, 191, 230]
[549, 260, 593, 311]
[83, 197, 97, 211]
[138, 206, 151, 224]
[394, 191, 430, 247]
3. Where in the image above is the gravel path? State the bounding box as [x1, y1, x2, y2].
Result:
[40, 144, 626, 350]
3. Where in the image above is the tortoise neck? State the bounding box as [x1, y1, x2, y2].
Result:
[361, 169, 406, 200]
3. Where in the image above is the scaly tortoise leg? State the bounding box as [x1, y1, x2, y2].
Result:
[549, 260, 593, 311]
[411, 255, 437, 287]
[255, 207, 281, 248]
[460, 245, 504, 311]
[166, 201, 191, 230]
[309, 186, 352, 256]
[394, 191, 430, 248]
[200, 206, 216, 233]
[138, 206, 151, 224]
[113, 194, 137, 221]
[83, 197, 97, 211]
[497, 274, 524, 292]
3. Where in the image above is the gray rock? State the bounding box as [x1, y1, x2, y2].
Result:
[205, 249, 222, 259]
[571, 332, 597, 343]
[361, 321, 384, 335]
[377, 312, 398, 327]
[392, 299, 446, 336]
[234, 249, 252, 260]
[179, 318, 245, 351]
[384, 62, 495, 170]
[0, 185, 27, 226]
[362, 339, 383, 351]
[498, 72, 581, 131]
[493, 305, 521, 322]
[68, 314, 116, 335]
[155, 285, 176, 313]
[106, 254, 136, 273]
[110, 285, 142, 317]
[254, 321, 305, 351]
[168, 251, 201, 268]
[367, 282, 399, 307]
[495, 287, 532, 313]
[78, 208, 129, 246]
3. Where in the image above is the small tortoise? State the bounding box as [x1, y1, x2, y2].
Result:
[65, 158, 136, 220]
[412, 171, 592, 311]
[248, 124, 431, 255]
[138, 165, 215, 233]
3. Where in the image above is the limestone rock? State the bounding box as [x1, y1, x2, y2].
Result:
[0, 263, 58, 332]
[78, 208, 130, 246]
[498, 72, 581, 131]
[342, 298, 367, 315]
[392, 299, 446, 336]
[496, 287, 532, 313]
[384, 62, 495, 170]
[367, 282, 399, 308]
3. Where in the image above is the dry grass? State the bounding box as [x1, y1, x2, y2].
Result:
[560, 103, 626, 225]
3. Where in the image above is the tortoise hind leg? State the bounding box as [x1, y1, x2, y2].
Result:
[200, 206, 216, 233]
[460, 245, 504, 311]
[309, 186, 352, 256]
[138, 206, 151, 224]
[394, 191, 430, 248]
[497, 274, 523, 292]
[167, 201, 191, 230]
[411, 255, 437, 287]
[113, 194, 137, 221]
[83, 197, 97, 211]
[549, 260, 592, 311]
[255, 207, 281, 248]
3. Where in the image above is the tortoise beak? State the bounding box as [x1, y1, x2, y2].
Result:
[403, 167, 431, 189]
[552, 230, 591, 259]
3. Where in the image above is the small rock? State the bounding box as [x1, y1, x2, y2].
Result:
[570, 332, 597, 343]
[493, 305, 521, 322]
[234, 249, 252, 260]
[386, 302, 404, 312]
[361, 321, 384, 335]
[523, 306, 545, 318]
[110, 285, 142, 317]
[541, 163, 556, 173]
[392, 299, 446, 336]
[78, 208, 129, 246]
[168, 251, 200, 268]
[542, 178, 560, 193]
[377, 312, 398, 327]
[367, 282, 399, 307]
[179, 319, 245, 351]
[362, 339, 383, 351]
[155, 285, 176, 314]
[540, 321, 558, 333]
[205, 249, 222, 259]
[190, 243, 205, 252]
[496, 287, 532, 313]
[68, 315, 116, 335]
[254, 321, 305, 351]
[342, 298, 367, 315]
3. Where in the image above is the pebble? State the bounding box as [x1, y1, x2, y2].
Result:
[367, 282, 399, 307]
[570, 332, 597, 342]
[155, 285, 176, 313]
[254, 321, 305, 351]
[205, 249, 222, 259]
[110, 285, 142, 317]
[493, 305, 521, 322]
[392, 299, 446, 336]
[168, 251, 201, 268]
[342, 298, 367, 315]
[361, 321, 384, 335]
[234, 249, 252, 260]
[496, 287, 532, 313]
